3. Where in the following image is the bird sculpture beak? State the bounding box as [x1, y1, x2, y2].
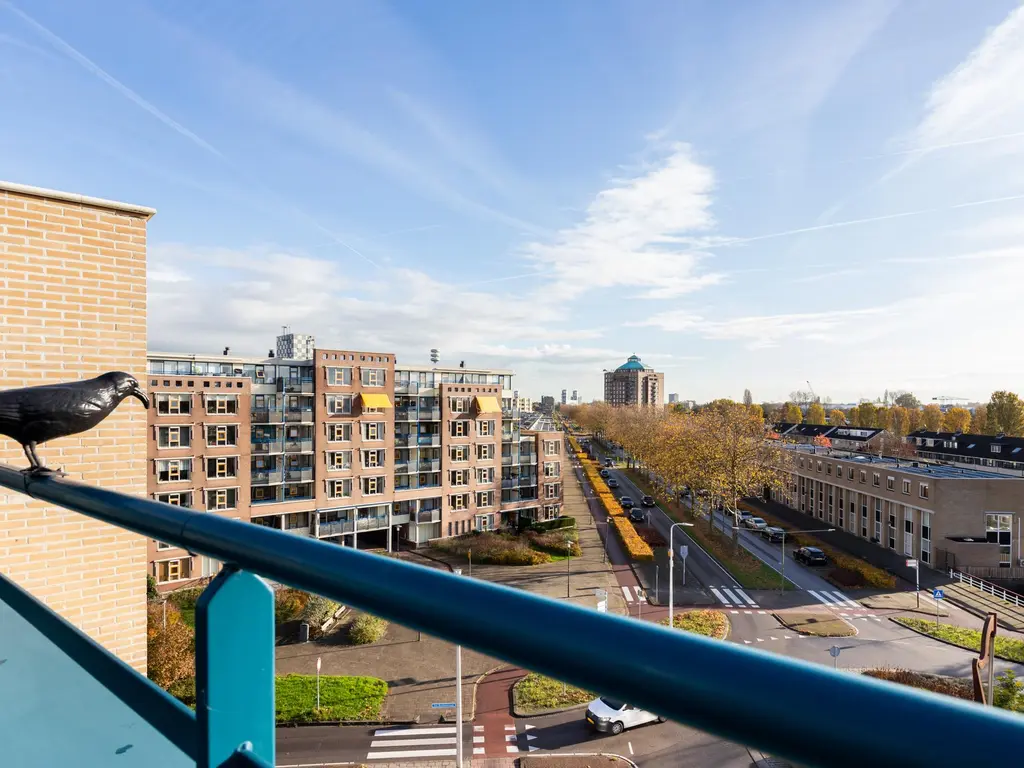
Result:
[133, 386, 151, 409]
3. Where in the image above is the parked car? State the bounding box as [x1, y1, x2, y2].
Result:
[760, 526, 785, 543]
[605, 458, 615, 467]
[619, 496, 635, 509]
[641, 495, 656, 507]
[742, 517, 767, 530]
[607, 479, 620, 489]
[599, 469, 610, 478]
[586, 697, 665, 735]
[793, 546, 829, 567]
[628, 507, 646, 524]
[735, 509, 753, 522]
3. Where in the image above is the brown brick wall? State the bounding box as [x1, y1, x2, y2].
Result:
[0, 183, 153, 672]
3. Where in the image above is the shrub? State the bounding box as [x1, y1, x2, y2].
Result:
[349, 613, 389, 645]
[610, 517, 655, 562]
[168, 676, 196, 708]
[275, 588, 311, 624]
[864, 667, 973, 700]
[435, 532, 550, 565]
[147, 602, 195, 690]
[301, 594, 341, 629]
[529, 516, 577, 533]
[527, 529, 582, 557]
[146, 574, 160, 602]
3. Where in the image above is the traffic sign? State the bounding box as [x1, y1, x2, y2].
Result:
[828, 645, 841, 658]
[933, 588, 945, 600]
[431, 702, 456, 709]
[596, 588, 608, 614]
[679, 545, 689, 560]
[905, 559, 918, 568]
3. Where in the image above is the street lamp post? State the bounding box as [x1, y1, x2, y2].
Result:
[668, 522, 695, 627]
[453, 567, 464, 768]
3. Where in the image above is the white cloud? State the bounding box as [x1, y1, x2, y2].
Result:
[523, 143, 722, 299]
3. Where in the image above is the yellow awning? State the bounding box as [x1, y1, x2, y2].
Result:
[360, 393, 393, 409]
[474, 395, 502, 413]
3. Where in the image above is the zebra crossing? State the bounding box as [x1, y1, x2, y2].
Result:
[709, 586, 759, 608]
[365, 726, 462, 761]
[620, 585, 645, 602]
[807, 589, 859, 610]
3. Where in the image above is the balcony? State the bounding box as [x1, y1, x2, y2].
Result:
[277, 376, 314, 394]
[283, 439, 313, 453]
[284, 408, 314, 423]
[318, 515, 391, 537]
[250, 409, 280, 424]
[251, 440, 284, 455]
[394, 434, 418, 447]
[417, 435, 441, 447]
[250, 469, 284, 485]
[416, 508, 442, 524]
[1, 463, 1019, 768]
[421, 407, 441, 421]
[394, 380, 419, 394]
[395, 407, 418, 421]
[284, 468, 313, 482]
[420, 458, 441, 472]
[520, 453, 538, 464]
[502, 454, 515, 465]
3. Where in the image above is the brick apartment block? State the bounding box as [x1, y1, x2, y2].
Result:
[0, 180, 153, 672]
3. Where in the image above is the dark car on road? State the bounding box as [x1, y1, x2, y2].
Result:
[760, 526, 785, 543]
[641, 495, 656, 507]
[605, 458, 615, 467]
[619, 496, 635, 509]
[793, 546, 828, 567]
[628, 507, 646, 524]
[599, 469, 610, 478]
[607, 478, 620, 489]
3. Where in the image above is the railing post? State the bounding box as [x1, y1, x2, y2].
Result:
[196, 566, 275, 768]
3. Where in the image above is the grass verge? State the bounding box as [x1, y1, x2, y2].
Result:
[433, 530, 580, 565]
[773, 611, 855, 637]
[894, 617, 1024, 662]
[623, 470, 794, 590]
[659, 609, 729, 639]
[514, 673, 593, 715]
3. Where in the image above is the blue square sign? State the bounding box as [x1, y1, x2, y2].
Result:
[932, 588, 944, 600]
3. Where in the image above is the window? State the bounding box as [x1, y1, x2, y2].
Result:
[207, 395, 238, 414]
[544, 461, 560, 478]
[362, 422, 384, 441]
[156, 558, 192, 584]
[985, 513, 1013, 567]
[543, 504, 560, 520]
[827, 487, 834, 524]
[206, 424, 237, 446]
[476, 491, 494, 508]
[874, 499, 882, 541]
[544, 440, 560, 455]
[156, 425, 190, 449]
[327, 367, 352, 386]
[450, 493, 468, 510]
[837, 489, 844, 529]
[329, 479, 352, 498]
[450, 469, 469, 486]
[826, 463, 832, 476]
[206, 456, 237, 478]
[451, 445, 469, 463]
[155, 393, 191, 415]
[921, 511, 932, 565]
[919, 483, 929, 499]
[451, 420, 467, 438]
[858, 470, 865, 483]
[156, 458, 191, 483]
[156, 491, 192, 508]
[886, 476, 894, 491]
[449, 397, 469, 413]
[992, 444, 1002, 454]
[476, 467, 494, 484]
[362, 476, 385, 495]
[329, 450, 352, 470]
[206, 487, 238, 511]
[156, 540, 174, 551]
[362, 449, 384, 468]
[477, 444, 494, 460]
[328, 422, 352, 442]
[902, 479, 911, 495]
[327, 395, 353, 415]
[816, 461, 822, 472]
[904, 508, 914, 556]
[477, 420, 494, 436]
[545, 483, 561, 499]
[888, 505, 897, 549]
[361, 368, 386, 387]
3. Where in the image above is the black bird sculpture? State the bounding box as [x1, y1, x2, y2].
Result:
[0, 371, 150, 475]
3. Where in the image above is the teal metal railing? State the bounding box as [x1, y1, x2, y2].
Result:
[2, 463, 1024, 768]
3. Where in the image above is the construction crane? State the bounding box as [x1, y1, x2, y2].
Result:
[932, 395, 969, 412]
[806, 380, 818, 405]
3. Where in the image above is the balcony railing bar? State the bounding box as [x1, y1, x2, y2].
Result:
[2, 464, 1024, 768]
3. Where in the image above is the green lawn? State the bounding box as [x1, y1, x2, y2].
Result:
[895, 618, 1024, 663]
[623, 469, 795, 590]
[276, 674, 387, 723]
[659, 609, 730, 639]
[514, 673, 593, 715]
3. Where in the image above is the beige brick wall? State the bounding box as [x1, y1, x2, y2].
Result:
[0, 181, 154, 672]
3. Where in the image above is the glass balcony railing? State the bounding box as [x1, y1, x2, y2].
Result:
[250, 469, 284, 485]
[1, 463, 1022, 768]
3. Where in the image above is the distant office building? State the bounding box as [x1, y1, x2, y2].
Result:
[668, 393, 679, 404]
[510, 392, 533, 414]
[560, 389, 567, 405]
[571, 389, 578, 402]
[603, 355, 665, 408]
[276, 329, 315, 360]
[540, 396, 556, 414]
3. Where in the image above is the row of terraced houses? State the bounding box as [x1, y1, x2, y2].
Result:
[145, 336, 564, 589]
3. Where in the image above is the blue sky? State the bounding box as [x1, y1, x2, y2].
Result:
[3, 0, 1024, 403]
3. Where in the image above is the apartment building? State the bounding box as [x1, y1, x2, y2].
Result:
[145, 344, 564, 588]
[774, 423, 885, 452]
[908, 430, 1024, 475]
[603, 355, 664, 408]
[771, 444, 1024, 572]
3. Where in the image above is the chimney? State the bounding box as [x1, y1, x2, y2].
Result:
[223, 347, 230, 356]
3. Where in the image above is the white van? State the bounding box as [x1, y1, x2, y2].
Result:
[584, 696, 665, 735]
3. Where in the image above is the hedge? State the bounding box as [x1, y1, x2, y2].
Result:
[529, 516, 577, 533]
[738, 501, 896, 589]
[610, 516, 655, 562]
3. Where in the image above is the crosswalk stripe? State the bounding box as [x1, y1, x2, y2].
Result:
[831, 591, 859, 609]
[367, 749, 458, 760]
[634, 585, 644, 600]
[734, 588, 757, 606]
[373, 727, 457, 737]
[370, 738, 456, 747]
[473, 737, 485, 744]
[731, 610, 740, 614]
[621, 586, 634, 602]
[721, 588, 740, 605]
[808, 589, 834, 605]
[710, 587, 731, 606]
[474, 748, 485, 755]
[473, 726, 484, 732]
[744, 640, 751, 644]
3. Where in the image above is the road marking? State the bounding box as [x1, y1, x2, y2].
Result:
[710, 587, 731, 606]
[369, 738, 456, 747]
[744, 640, 751, 644]
[473, 726, 484, 732]
[756, 638, 764, 642]
[373, 727, 457, 737]
[783, 635, 792, 640]
[367, 749, 458, 760]
[474, 747, 485, 755]
[731, 610, 740, 614]
[628, 742, 634, 756]
[831, 591, 860, 609]
[721, 587, 740, 605]
[770, 636, 778, 641]
[734, 588, 757, 606]
[757, 610, 766, 614]
[507, 746, 520, 754]
[505, 735, 518, 743]
[808, 590, 835, 606]
[504, 725, 516, 731]
[473, 736, 485, 743]
[621, 586, 634, 602]
[873, 617, 882, 622]
[523, 724, 535, 730]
